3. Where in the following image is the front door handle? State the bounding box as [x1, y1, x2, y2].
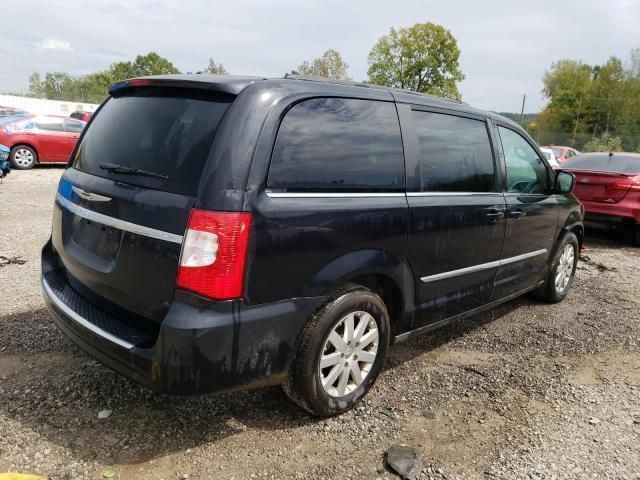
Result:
[509, 208, 526, 219]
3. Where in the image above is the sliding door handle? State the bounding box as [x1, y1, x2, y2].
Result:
[509, 209, 526, 219]
[484, 207, 505, 221]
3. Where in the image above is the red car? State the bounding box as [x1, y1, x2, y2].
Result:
[541, 145, 580, 163]
[0, 116, 85, 169]
[70, 111, 93, 122]
[562, 152, 640, 244]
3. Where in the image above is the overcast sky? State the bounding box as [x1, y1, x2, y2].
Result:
[0, 0, 637, 112]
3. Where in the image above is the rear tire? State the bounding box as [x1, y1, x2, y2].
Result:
[282, 284, 390, 417]
[532, 232, 579, 303]
[10, 145, 37, 170]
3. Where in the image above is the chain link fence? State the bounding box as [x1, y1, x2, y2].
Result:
[529, 131, 640, 153]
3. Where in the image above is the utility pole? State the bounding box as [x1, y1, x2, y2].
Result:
[519, 94, 527, 126]
[571, 93, 583, 148]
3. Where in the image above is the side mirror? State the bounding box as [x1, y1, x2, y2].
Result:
[555, 171, 575, 194]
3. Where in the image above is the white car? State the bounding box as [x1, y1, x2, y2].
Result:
[540, 147, 560, 168]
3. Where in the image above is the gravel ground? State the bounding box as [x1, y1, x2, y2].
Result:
[0, 168, 639, 480]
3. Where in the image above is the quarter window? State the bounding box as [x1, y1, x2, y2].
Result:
[267, 98, 405, 192]
[498, 127, 549, 194]
[412, 111, 496, 192]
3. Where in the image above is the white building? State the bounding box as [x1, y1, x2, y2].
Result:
[0, 94, 99, 117]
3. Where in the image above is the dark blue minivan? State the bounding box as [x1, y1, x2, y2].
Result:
[41, 74, 583, 416]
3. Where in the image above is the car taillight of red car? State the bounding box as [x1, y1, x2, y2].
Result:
[611, 176, 640, 192]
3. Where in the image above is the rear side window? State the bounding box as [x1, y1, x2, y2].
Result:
[563, 154, 640, 174]
[412, 111, 496, 192]
[267, 98, 404, 192]
[73, 88, 233, 196]
[36, 119, 64, 132]
[63, 119, 85, 133]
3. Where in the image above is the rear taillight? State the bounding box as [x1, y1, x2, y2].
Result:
[611, 176, 640, 192]
[176, 209, 252, 300]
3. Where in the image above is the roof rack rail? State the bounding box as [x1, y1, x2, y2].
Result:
[283, 74, 370, 88]
[282, 74, 464, 104]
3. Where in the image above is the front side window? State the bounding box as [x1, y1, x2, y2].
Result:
[498, 126, 549, 194]
[412, 111, 496, 192]
[267, 98, 404, 192]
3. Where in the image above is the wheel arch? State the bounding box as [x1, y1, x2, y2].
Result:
[551, 211, 583, 262]
[10, 143, 39, 163]
[301, 248, 415, 336]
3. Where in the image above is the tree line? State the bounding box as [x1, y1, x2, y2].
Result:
[531, 49, 640, 151]
[23, 22, 464, 104]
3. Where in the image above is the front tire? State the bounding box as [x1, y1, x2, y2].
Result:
[282, 284, 390, 417]
[10, 145, 37, 170]
[533, 232, 579, 303]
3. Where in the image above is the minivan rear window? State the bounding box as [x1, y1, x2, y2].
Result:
[73, 88, 233, 196]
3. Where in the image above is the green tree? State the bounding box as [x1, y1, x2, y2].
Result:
[109, 52, 180, 81]
[585, 57, 626, 136]
[538, 60, 593, 134]
[28, 73, 44, 98]
[367, 22, 464, 99]
[583, 134, 623, 152]
[26, 52, 180, 103]
[42, 72, 78, 100]
[297, 49, 350, 80]
[205, 58, 228, 75]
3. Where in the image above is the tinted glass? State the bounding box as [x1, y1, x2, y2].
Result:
[267, 98, 404, 192]
[63, 119, 85, 133]
[563, 153, 640, 174]
[35, 119, 64, 132]
[413, 111, 495, 192]
[551, 147, 563, 157]
[498, 126, 549, 194]
[73, 88, 233, 196]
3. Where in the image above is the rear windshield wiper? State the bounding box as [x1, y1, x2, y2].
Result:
[99, 163, 170, 180]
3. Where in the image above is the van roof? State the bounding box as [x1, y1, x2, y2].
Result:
[109, 73, 516, 126]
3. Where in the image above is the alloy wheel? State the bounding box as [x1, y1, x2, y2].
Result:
[318, 311, 379, 397]
[555, 243, 575, 294]
[14, 148, 34, 167]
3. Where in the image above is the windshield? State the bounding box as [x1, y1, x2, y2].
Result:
[72, 87, 233, 196]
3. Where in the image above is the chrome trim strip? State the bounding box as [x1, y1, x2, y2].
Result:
[407, 192, 500, 197]
[499, 249, 548, 266]
[265, 191, 405, 198]
[56, 193, 183, 244]
[42, 277, 134, 350]
[420, 249, 548, 283]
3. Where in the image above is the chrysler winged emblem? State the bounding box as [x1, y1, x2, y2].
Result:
[72, 186, 112, 202]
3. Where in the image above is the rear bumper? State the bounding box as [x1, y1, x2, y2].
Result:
[582, 200, 640, 227]
[41, 240, 324, 394]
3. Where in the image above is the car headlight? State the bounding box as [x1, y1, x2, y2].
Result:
[0, 153, 8, 161]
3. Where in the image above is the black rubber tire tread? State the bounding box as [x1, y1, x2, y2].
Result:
[532, 232, 579, 303]
[9, 145, 37, 170]
[282, 283, 390, 417]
